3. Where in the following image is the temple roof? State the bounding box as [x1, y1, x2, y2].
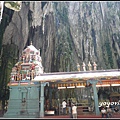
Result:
[33, 69, 120, 83]
[23, 42, 39, 53]
[27, 44, 39, 53]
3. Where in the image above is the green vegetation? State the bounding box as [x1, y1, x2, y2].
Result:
[5, 2, 21, 11]
[104, 40, 114, 68]
[0, 44, 18, 113]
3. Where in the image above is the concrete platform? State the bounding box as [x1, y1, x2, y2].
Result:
[1, 111, 120, 119]
[43, 113, 120, 119]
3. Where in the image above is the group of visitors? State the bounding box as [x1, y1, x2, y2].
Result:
[62, 99, 77, 119]
[62, 100, 120, 118]
[101, 105, 119, 118]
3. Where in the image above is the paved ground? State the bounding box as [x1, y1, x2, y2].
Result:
[43, 113, 120, 119]
[1, 112, 120, 119]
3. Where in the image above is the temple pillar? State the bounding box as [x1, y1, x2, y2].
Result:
[87, 80, 100, 115]
[40, 82, 49, 118]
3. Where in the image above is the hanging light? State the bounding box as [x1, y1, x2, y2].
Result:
[67, 83, 75, 88]
[111, 84, 120, 86]
[96, 84, 110, 87]
[58, 84, 60, 87]
[58, 87, 66, 89]
[83, 82, 86, 86]
[58, 84, 66, 89]
[65, 83, 68, 87]
[67, 86, 75, 88]
[76, 82, 85, 88]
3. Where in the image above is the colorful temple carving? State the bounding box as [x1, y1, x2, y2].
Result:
[10, 42, 44, 82]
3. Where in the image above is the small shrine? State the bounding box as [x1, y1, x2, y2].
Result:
[4, 42, 44, 118]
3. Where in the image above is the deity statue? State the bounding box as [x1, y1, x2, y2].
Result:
[82, 62, 86, 71]
[21, 98, 27, 114]
[93, 62, 97, 70]
[77, 63, 80, 71]
[88, 61, 92, 71]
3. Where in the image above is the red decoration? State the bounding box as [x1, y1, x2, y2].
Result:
[31, 64, 35, 70]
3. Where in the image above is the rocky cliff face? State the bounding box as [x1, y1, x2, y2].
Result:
[0, 1, 120, 86]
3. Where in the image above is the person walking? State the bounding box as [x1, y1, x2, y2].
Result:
[62, 100, 67, 115]
[68, 99, 72, 118]
[72, 103, 77, 119]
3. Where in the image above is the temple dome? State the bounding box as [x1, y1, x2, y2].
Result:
[23, 41, 40, 55]
[27, 44, 39, 53]
[10, 41, 43, 82]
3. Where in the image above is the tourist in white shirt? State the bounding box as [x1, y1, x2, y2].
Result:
[72, 103, 77, 119]
[101, 107, 108, 118]
[62, 100, 67, 115]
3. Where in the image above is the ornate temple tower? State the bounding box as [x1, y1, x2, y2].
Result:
[4, 42, 43, 118]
